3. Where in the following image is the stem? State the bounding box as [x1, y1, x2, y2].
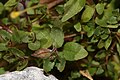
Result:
[19, 4, 41, 14]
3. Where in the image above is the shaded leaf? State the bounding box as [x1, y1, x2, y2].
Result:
[3, 53, 18, 63]
[62, 0, 85, 22]
[17, 59, 28, 70]
[9, 48, 25, 57]
[55, 58, 66, 72]
[0, 43, 8, 51]
[105, 36, 112, 50]
[0, 30, 12, 40]
[117, 43, 120, 56]
[43, 59, 55, 72]
[71, 71, 81, 79]
[95, 50, 106, 59]
[96, 66, 104, 75]
[74, 22, 81, 32]
[97, 39, 104, 49]
[0, 2, 4, 14]
[88, 67, 97, 76]
[0, 68, 5, 74]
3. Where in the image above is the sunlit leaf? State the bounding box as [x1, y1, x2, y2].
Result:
[50, 27, 64, 48]
[95, 3, 104, 15]
[28, 40, 40, 50]
[4, 0, 17, 10]
[81, 5, 95, 22]
[106, 24, 119, 28]
[63, 42, 88, 61]
[61, 0, 85, 22]
[36, 28, 53, 48]
[74, 22, 81, 32]
[105, 36, 112, 50]
[107, 16, 117, 24]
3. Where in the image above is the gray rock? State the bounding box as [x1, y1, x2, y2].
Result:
[0, 67, 58, 80]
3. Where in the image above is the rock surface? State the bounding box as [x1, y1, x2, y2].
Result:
[0, 67, 58, 80]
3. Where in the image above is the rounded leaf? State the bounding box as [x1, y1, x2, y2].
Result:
[28, 41, 40, 50]
[63, 42, 88, 61]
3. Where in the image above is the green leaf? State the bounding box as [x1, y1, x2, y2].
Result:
[95, 50, 106, 59]
[50, 27, 64, 48]
[107, 16, 117, 24]
[17, 60, 28, 70]
[81, 5, 95, 22]
[117, 43, 120, 56]
[106, 24, 119, 28]
[28, 40, 40, 50]
[2, 18, 10, 25]
[9, 48, 25, 57]
[11, 30, 21, 43]
[36, 28, 53, 48]
[0, 68, 5, 74]
[95, 9, 113, 27]
[105, 36, 112, 50]
[0, 43, 8, 51]
[61, 0, 86, 22]
[0, 30, 12, 40]
[43, 59, 55, 72]
[74, 22, 81, 32]
[87, 45, 95, 52]
[55, 5, 64, 14]
[100, 34, 109, 40]
[0, 2, 4, 14]
[83, 24, 95, 37]
[71, 71, 81, 79]
[95, 17, 107, 27]
[63, 42, 88, 61]
[96, 66, 104, 75]
[88, 67, 97, 76]
[4, 0, 17, 10]
[91, 60, 100, 66]
[97, 39, 104, 49]
[95, 3, 104, 15]
[3, 53, 18, 63]
[55, 58, 66, 72]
